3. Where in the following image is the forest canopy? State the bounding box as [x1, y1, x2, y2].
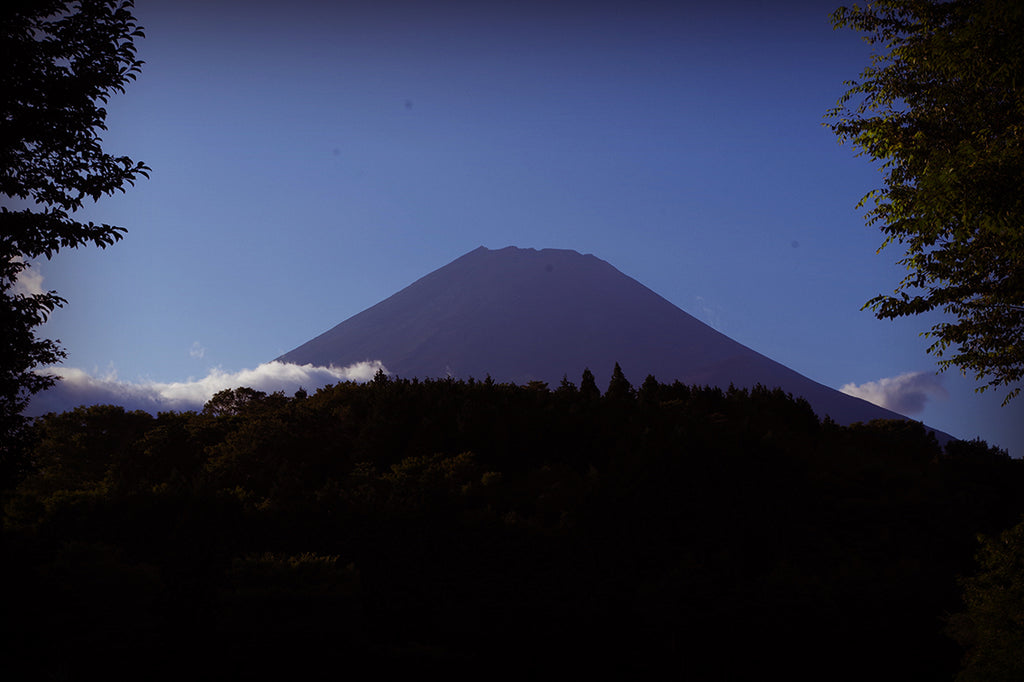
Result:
[2, 370, 1020, 679]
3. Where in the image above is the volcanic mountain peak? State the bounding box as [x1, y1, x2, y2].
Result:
[278, 245, 952, 441]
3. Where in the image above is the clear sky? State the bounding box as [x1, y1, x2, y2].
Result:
[22, 0, 1023, 455]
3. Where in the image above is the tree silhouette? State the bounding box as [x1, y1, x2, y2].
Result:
[555, 374, 578, 397]
[604, 362, 634, 403]
[579, 368, 600, 401]
[0, 0, 149, 482]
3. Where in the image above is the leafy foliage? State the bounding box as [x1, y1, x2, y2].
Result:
[950, 516, 1024, 681]
[0, 0, 149, 479]
[826, 0, 1024, 402]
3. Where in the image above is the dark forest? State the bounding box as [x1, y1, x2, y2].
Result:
[2, 367, 1022, 680]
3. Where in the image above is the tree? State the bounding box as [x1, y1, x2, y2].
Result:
[0, 0, 149, 467]
[203, 387, 272, 418]
[579, 368, 600, 401]
[555, 374, 578, 397]
[826, 0, 1024, 403]
[948, 517, 1024, 681]
[604, 362, 634, 403]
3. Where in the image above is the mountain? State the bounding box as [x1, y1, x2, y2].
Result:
[278, 245, 951, 439]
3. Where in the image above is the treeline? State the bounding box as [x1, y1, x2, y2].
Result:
[2, 367, 1023, 679]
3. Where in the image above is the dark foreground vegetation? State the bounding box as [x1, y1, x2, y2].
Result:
[2, 367, 1023, 680]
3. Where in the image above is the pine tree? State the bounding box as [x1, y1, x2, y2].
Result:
[579, 368, 600, 401]
[605, 362, 634, 403]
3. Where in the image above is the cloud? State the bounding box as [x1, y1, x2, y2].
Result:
[840, 371, 948, 415]
[189, 341, 206, 360]
[693, 295, 723, 331]
[11, 257, 45, 296]
[25, 360, 388, 416]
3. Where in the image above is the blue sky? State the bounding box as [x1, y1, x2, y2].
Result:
[21, 0, 1022, 455]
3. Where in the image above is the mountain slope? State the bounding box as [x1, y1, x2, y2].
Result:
[278, 246, 950, 437]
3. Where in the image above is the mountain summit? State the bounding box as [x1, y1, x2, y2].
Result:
[278, 246, 947, 434]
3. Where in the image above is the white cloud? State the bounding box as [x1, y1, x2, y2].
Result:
[840, 371, 948, 415]
[11, 257, 45, 296]
[189, 341, 206, 359]
[25, 360, 388, 416]
[693, 295, 723, 331]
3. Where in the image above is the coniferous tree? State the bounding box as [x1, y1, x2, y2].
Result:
[579, 368, 600, 401]
[555, 374, 578, 397]
[638, 374, 661, 407]
[605, 362, 634, 403]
